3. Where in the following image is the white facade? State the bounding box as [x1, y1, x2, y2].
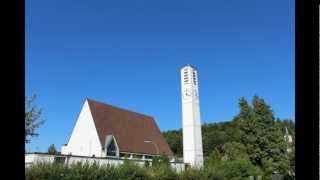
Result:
[180, 65, 204, 168]
[61, 100, 103, 157]
[25, 153, 185, 172]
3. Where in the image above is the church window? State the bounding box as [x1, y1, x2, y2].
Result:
[107, 139, 117, 156]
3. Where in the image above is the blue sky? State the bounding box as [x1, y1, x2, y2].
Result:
[26, 0, 295, 152]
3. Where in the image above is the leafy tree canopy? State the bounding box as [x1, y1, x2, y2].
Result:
[25, 94, 44, 144]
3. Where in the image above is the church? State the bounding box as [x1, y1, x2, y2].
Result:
[61, 98, 173, 159]
[61, 64, 204, 168]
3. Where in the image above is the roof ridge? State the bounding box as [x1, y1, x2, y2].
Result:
[86, 98, 154, 119]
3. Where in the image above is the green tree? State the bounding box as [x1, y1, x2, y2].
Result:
[234, 96, 291, 178]
[221, 142, 249, 161]
[48, 144, 58, 155]
[204, 148, 222, 167]
[162, 129, 183, 157]
[162, 95, 294, 179]
[203, 127, 228, 156]
[205, 146, 262, 180]
[25, 94, 44, 143]
[216, 159, 262, 180]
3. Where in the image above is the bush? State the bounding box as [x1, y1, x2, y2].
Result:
[148, 164, 178, 180]
[213, 159, 262, 180]
[178, 168, 206, 180]
[152, 155, 170, 167]
[116, 160, 148, 180]
[26, 162, 68, 180]
[26, 159, 264, 180]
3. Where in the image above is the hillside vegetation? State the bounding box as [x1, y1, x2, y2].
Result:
[163, 96, 295, 179]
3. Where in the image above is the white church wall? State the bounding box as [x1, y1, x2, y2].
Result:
[25, 153, 55, 168]
[66, 156, 125, 166]
[25, 153, 185, 172]
[61, 100, 102, 157]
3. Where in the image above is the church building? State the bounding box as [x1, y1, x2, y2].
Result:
[61, 98, 173, 159]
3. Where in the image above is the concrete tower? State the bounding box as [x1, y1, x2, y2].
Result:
[180, 64, 203, 168]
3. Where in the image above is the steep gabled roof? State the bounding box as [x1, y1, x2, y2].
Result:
[86, 98, 173, 156]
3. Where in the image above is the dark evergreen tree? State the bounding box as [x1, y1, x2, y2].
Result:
[234, 96, 291, 178]
[48, 144, 58, 155]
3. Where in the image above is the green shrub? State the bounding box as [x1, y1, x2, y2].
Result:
[26, 159, 264, 180]
[213, 159, 263, 180]
[152, 155, 170, 167]
[148, 164, 177, 180]
[116, 160, 148, 180]
[26, 162, 68, 180]
[178, 168, 206, 180]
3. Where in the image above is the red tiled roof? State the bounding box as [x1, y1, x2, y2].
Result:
[87, 98, 173, 156]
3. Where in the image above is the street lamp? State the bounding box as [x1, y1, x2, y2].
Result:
[144, 140, 159, 155]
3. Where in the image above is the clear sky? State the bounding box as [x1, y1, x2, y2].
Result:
[26, 0, 295, 152]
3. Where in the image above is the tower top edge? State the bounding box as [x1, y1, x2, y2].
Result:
[180, 64, 198, 70]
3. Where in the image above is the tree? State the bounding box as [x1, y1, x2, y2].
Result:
[221, 142, 249, 161]
[234, 96, 291, 178]
[48, 144, 58, 155]
[205, 146, 262, 179]
[162, 129, 183, 157]
[25, 94, 44, 143]
[204, 147, 222, 167]
[203, 127, 228, 156]
[162, 95, 294, 179]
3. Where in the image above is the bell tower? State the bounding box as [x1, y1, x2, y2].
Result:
[180, 64, 203, 168]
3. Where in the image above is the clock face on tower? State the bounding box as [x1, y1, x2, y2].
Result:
[183, 88, 191, 99]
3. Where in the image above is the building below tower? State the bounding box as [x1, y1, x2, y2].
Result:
[61, 98, 173, 160]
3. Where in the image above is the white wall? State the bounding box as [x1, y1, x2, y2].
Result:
[66, 156, 125, 167]
[25, 153, 55, 168]
[61, 100, 102, 157]
[181, 66, 204, 168]
[25, 153, 185, 172]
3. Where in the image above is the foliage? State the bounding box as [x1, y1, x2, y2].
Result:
[178, 168, 207, 180]
[25, 161, 259, 180]
[234, 96, 291, 177]
[25, 94, 44, 144]
[163, 95, 295, 179]
[214, 159, 262, 180]
[152, 155, 170, 167]
[162, 129, 183, 157]
[148, 165, 178, 179]
[26, 161, 148, 180]
[117, 160, 148, 179]
[203, 145, 262, 180]
[48, 144, 58, 155]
